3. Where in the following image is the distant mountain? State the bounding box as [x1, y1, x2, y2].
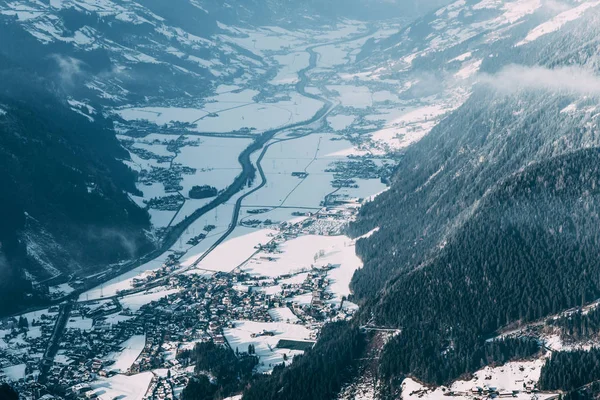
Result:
[0, 0, 452, 110]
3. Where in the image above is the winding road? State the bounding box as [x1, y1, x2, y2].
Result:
[182, 34, 378, 268]
[66, 28, 379, 295]
[37, 28, 376, 375]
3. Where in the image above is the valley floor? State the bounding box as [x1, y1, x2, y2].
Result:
[1, 2, 581, 397]
[0, 19, 404, 399]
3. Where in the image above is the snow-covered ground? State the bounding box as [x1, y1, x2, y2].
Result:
[80, 256, 170, 301]
[268, 307, 299, 323]
[89, 371, 154, 400]
[65, 315, 94, 331]
[328, 114, 356, 131]
[402, 359, 556, 400]
[192, 227, 277, 272]
[0, 364, 26, 381]
[176, 136, 252, 195]
[271, 52, 310, 85]
[48, 283, 75, 297]
[106, 335, 146, 373]
[224, 320, 313, 373]
[120, 287, 180, 313]
[369, 103, 461, 151]
[517, 1, 600, 46]
[242, 234, 361, 306]
[120, 133, 254, 230]
[117, 92, 323, 135]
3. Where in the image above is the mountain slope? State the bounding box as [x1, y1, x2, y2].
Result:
[0, 68, 151, 315]
[345, 0, 600, 393]
[349, 0, 600, 299]
[0, 0, 454, 316]
[238, 0, 600, 398]
[376, 146, 600, 385]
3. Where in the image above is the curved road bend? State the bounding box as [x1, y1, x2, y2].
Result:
[186, 29, 382, 267]
[39, 28, 377, 372]
[124, 28, 377, 273]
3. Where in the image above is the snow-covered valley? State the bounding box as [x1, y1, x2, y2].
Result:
[0, 16, 406, 399]
[4, 0, 600, 398]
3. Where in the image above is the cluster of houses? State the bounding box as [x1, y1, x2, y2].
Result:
[123, 135, 203, 196]
[327, 159, 391, 182]
[1, 199, 366, 399]
[145, 195, 185, 212]
[240, 202, 357, 240]
[456, 383, 539, 398]
[126, 146, 172, 164]
[138, 164, 196, 194]
[0, 310, 59, 397]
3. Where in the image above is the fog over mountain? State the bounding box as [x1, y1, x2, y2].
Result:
[2, 0, 600, 399]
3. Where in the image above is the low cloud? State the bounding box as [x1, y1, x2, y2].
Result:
[51, 55, 87, 87]
[479, 64, 600, 95]
[542, 0, 572, 13]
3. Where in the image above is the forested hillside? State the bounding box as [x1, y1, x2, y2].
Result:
[0, 70, 151, 315]
[375, 147, 600, 385]
[241, 3, 600, 398]
[342, 7, 600, 394]
[243, 322, 365, 400]
[540, 349, 600, 392]
[548, 306, 600, 342]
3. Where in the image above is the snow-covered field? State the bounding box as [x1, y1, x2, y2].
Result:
[268, 307, 299, 323]
[242, 234, 362, 306]
[224, 320, 313, 373]
[327, 85, 373, 108]
[89, 372, 154, 400]
[80, 256, 170, 301]
[402, 359, 556, 400]
[328, 114, 356, 131]
[117, 91, 323, 135]
[65, 315, 94, 331]
[369, 103, 458, 150]
[243, 234, 334, 279]
[244, 130, 385, 208]
[120, 287, 180, 313]
[107, 335, 146, 373]
[192, 227, 277, 272]
[271, 52, 310, 85]
[0, 364, 26, 381]
[120, 133, 254, 228]
[176, 136, 252, 195]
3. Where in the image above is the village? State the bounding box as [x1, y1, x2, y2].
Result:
[0, 197, 365, 400]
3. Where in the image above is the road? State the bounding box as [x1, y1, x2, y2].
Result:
[184, 30, 380, 268]
[38, 301, 73, 383]
[84, 26, 376, 293]
[36, 27, 377, 373]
